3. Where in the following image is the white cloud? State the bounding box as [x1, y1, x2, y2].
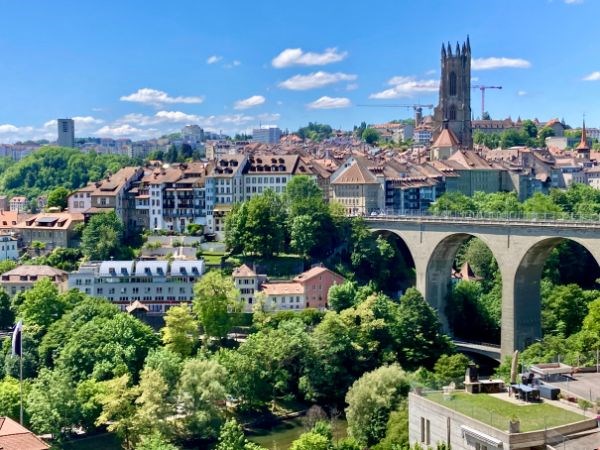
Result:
[95, 124, 155, 139]
[207, 55, 222, 64]
[234, 95, 266, 110]
[73, 116, 104, 126]
[279, 71, 357, 90]
[426, 69, 436, 75]
[346, 83, 359, 91]
[120, 88, 204, 106]
[119, 111, 201, 126]
[0, 124, 21, 134]
[583, 71, 600, 81]
[471, 57, 531, 70]
[517, 90, 528, 96]
[272, 47, 348, 68]
[224, 60, 242, 69]
[307, 96, 351, 109]
[565, 0, 583, 4]
[369, 76, 438, 99]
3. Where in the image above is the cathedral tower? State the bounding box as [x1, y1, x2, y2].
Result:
[432, 37, 472, 148]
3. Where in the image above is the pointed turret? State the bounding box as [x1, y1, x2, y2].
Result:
[447, 42, 452, 57]
[441, 43, 447, 59]
[466, 35, 471, 54]
[456, 42, 461, 57]
[577, 119, 589, 150]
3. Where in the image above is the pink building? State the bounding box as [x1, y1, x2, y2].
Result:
[294, 265, 345, 310]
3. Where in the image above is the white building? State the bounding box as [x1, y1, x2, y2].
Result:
[252, 127, 282, 144]
[242, 154, 314, 200]
[57, 118, 75, 148]
[0, 235, 18, 260]
[68, 259, 205, 314]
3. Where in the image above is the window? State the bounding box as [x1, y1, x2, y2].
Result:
[475, 444, 487, 450]
[449, 71, 457, 96]
[449, 104, 457, 121]
[420, 418, 430, 445]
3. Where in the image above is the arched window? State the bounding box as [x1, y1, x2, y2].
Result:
[449, 71, 457, 96]
[449, 105, 457, 121]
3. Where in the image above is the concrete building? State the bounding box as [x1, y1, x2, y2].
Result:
[242, 154, 314, 199]
[252, 127, 282, 144]
[0, 265, 68, 296]
[408, 391, 597, 450]
[68, 259, 205, 314]
[232, 264, 266, 312]
[57, 118, 75, 148]
[15, 212, 84, 250]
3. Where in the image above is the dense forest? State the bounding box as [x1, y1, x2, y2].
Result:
[0, 146, 134, 201]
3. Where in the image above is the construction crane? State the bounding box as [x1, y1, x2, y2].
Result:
[357, 103, 434, 126]
[471, 85, 502, 119]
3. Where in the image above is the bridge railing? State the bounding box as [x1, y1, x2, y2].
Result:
[453, 339, 501, 349]
[360, 208, 600, 225]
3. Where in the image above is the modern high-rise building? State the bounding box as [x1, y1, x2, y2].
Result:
[57, 118, 75, 147]
[252, 126, 282, 144]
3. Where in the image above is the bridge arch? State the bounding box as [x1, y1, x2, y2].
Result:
[369, 229, 418, 295]
[425, 232, 505, 334]
[509, 237, 600, 352]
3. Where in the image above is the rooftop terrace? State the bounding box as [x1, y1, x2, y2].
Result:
[424, 392, 586, 432]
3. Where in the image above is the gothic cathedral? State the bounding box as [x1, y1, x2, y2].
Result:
[432, 37, 472, 148]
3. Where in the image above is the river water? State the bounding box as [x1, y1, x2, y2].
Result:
[247, 417, 348, 449]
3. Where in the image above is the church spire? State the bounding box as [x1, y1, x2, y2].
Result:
[447, 42, 452, 57]
[577, 118, 589, 150]
[441, 43, 446, 59]
[456, 42, 461, 57]
[466, 35, 471, 55]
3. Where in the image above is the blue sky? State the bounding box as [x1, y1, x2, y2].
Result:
[1, 0, 600, 142]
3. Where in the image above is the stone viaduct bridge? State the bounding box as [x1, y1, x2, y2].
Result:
[365, 213, 600, 359]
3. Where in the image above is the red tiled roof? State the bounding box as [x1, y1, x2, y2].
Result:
[0, 417, 50, 450]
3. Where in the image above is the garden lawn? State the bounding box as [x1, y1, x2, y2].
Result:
[426, 392, 586, 432]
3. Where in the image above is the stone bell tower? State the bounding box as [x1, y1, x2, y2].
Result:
[432, 36, 472, 148]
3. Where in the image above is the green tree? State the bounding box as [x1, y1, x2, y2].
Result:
[143, 348, 183, 394]
[433, 354, 471, 387]
[177, 358, 227, 439]
[193, 271, 239, 343]
[289, 214, 319, 257]
[522, 192, 563, 215]
[521, 119, 538, 139]
[74, 378, 108, 431]
[0, 377, 20, 420]
[345, 364, 411, 447]
[161, 304, 199, 357]
[290, 431, 330, 450]
[96, 374, 140, 450]
[537, 126, 555, 146]
[327, 280, 358, 313]
[429, 192, 476, 213]
[26, 368, 76, 438]
[0, 290, 14, 329]
[57, 313, 159, 382]
[362, 128, 380, 145]
[133, 367, 173, 441]
[216, 418, 266, 450]
[81, 211, 125, 260]
[18, 277, 70, 332]
[541, 282, 596, 336]
[137, 432, 179, 450]
[0, 260, 17, 275]
[372, 400, 409, 450]
[46, 186, 70, 210]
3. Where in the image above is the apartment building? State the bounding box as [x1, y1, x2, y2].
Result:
[9, 196, 27, 213]
[1, 265, 68, 295]
[68, 259, 205, 314]
[205, 155, 248, 237]
[68, 167, 144, 228]
[330, 156, 385, 215]
[252, 127, 282, 144]
[242, 154, 314, 200]
[135, 163, 207, 233]
[15, 212, 84, 249]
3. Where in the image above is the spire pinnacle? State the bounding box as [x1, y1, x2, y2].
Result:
[447, 42, 452, 57]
